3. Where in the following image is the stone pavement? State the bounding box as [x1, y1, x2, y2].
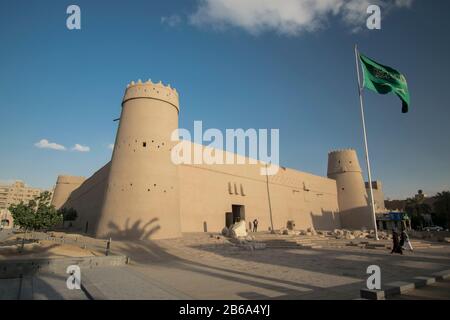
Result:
[30, 272, 89, 300]
[82, 266, 193, 299]
[0, 278, 21, 299]
[1, 232, 450, 300]
[0, 272, 89, 300]
[101, 232, 450, 300]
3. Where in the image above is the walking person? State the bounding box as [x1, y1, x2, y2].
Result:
[401, 229, 414, 252]
[399, 228, 406, 248]
[252, 219, 259, 233]
[391, 229, 403, 255]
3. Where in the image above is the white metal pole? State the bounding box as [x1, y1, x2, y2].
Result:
[354, 44, 379, 241]
[265, 162, 275, 234]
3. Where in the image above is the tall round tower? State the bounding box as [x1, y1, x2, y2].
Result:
[327, 149, 374, 230]
[51, 175, 86, 209]
[95, 79, 181, 240]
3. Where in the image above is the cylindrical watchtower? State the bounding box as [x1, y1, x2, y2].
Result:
[51, 175, 86, 209]
[95, 79, 181, 240]
[327, 149, 374, 230]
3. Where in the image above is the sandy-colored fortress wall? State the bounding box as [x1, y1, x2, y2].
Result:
[95, 80, 182, 240]
[52, 80, 378, 240]
[61, 163, 110, 234]
[178, 143, 340, 233]
[327, 149, 374, 230]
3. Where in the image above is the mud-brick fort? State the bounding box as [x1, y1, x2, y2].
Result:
[51, 80, 386, 240]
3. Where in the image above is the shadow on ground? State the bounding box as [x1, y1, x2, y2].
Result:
[103, 223, 450, 299]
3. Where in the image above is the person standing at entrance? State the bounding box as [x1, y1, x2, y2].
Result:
[253, 219, 259, 233]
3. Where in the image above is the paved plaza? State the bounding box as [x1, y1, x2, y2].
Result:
[1, 231, 450, 300]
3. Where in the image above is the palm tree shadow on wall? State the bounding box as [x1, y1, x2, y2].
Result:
[106, 217, 160, 240]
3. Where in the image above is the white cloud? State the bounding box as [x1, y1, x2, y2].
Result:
[108, 144, 114, 150]
[161, 14, 182, 27]
[189, 0, 413, 35]
[34, 139, 66, 151]
[72, 144, 90, 152]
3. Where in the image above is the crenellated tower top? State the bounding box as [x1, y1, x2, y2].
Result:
[327, 148, 362, 175]
[122, 79, 179, 112]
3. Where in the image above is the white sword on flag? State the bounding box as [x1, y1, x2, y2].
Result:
[354, 44, 379, 241]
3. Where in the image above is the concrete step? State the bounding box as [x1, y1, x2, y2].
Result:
[361, 270, 450, 300]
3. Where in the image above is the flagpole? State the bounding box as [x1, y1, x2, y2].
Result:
[265, 162, 275, 234]
[354, 44, 379, 241]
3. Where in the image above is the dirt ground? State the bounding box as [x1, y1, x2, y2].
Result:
[0, 232, 103, 260]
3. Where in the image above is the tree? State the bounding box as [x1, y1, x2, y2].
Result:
[9, 191, 62, 232]
[8, 202, 35, 230]
[404, 195, 432, 229]
[433, 191, 450, 229]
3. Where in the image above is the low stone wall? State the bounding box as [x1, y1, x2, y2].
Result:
[0, 255, 128, 279]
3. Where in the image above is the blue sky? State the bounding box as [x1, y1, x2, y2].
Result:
[0, 0, 449, 199]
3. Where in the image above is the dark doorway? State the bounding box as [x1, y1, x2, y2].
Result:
[226, 205, 245, 228]
[85, 221, 89, 233]
[232, 205, 245, 222]
[225, 212, 233, 228]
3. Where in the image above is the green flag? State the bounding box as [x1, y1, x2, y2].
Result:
[359, 53, 410, 113]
